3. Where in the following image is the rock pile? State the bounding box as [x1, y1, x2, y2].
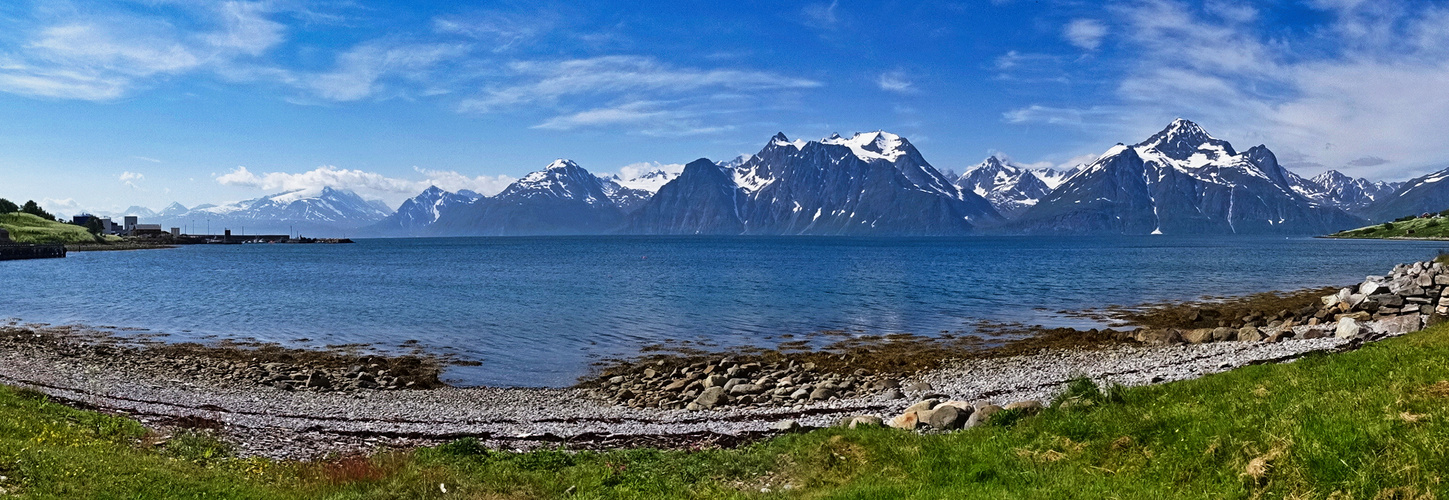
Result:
[1130, 260, 1444, 346]
[592, 357, 904, 410]
[0, 326, 444, 392]
[835, 398, 1043, 433]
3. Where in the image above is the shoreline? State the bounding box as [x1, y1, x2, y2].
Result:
[3, 257, 1444, 459]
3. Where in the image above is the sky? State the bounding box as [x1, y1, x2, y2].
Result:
[2, 0, 1449, 215]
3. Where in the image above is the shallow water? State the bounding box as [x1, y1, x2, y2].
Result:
[1, 236, 1443, 387]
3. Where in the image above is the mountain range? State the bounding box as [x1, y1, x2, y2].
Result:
[90, 119, 1449, 236]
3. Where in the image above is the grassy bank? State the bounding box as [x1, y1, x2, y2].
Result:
[7, 326, 1449, 498]
[1329, 215, 1449, 239]
[0, 213, 117, 245]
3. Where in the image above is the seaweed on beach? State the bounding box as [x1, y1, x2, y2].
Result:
[1098, 286, 1339, 330]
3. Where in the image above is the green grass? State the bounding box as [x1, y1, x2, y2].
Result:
[8, 324, 1449, 498]
[1330, 215, 1449, 239]
[0, 213, 117, 244]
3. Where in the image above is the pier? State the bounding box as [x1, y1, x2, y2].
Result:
[0, 244, 66, 261]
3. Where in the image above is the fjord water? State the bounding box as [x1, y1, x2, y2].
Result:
[1, 236, 1444, 387]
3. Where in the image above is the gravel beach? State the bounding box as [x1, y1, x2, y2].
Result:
[0, 321, 1376, 460]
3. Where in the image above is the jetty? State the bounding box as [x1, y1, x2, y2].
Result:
[0, 228, 65, 261]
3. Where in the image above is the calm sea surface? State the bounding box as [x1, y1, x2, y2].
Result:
[2, 236, 1445, 387]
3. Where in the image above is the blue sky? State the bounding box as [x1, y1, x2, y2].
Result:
[2, 0, 1448, 214]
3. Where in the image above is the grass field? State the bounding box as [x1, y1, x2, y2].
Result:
[5, 324, 1449, 498]
[1330, 215, 1449, 239]
[0, 213, 122, 244]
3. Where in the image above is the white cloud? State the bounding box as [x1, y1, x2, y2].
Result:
[614, 161, 685, 180]
[306, 42, 467, 101]
[876, 71, 916, 93]
[459, 56, 820, 113]
[1011, 0, 1449, 180]
[0, 2, 287, 101]
[1064, 19, 1108, 51]
[119, 171, 144, 189]
[533, 101, 668, 130]
[802, 1, 841, 29]
[214, 165, 519, 204]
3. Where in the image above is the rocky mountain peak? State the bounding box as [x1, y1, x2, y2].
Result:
[1135, 118, 1237, 161]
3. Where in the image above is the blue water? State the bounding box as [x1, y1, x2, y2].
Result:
[2, 236, 1445, 387]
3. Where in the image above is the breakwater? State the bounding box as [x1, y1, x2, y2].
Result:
[0, 244, 65, 261]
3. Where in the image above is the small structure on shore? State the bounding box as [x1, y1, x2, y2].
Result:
[0, 228, 67, 261]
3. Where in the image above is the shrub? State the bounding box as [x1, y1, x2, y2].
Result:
[1052, 377, 1127, 409]
[20, 201, 56, 221]
[1396, 215, 1417, 222]
[1384, 222, 1396, 230]
[0, 198, 16, 214]
[435, 437, 489, 458]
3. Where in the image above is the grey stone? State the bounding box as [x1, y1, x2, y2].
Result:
[848, 415, 884, 429]
[694, 387, 727, 409]
[1183, 328, 1214, 344]
[1335, 317, 1362, 339]
[881, 388, 905, 400]
[773, 420, 802, 432]
[923, 405, 964, 430]
[729, 384, 763, 395]
[1211, 327, 1237, 342]
[808, 386, 836, 401]
[965, 404, 1003, 428]
[904, 399, 939, 413]
[905, 381, 933, 392]
[1237, 326, 1264, 342]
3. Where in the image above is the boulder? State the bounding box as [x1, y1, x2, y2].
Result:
[1003, 400, 1044, 414]
[1335, 317, 1362, 339]
[729, 384, 763, 395]
[702, 374, 728, 388]
[964, 404, 1003, 428]
[1370, 294, 1404, 307]
[773, 420, 802, 432]
[808, 386, 837, 401]
[790, 388, 810, 400]
[849, 415, 885, 428]
[1211, 327, 1237, 342]
[881, 388, 905, 400]
[1436, 275, 1449, 286]
[923, 405, 964, 430]
[1360, 281, 1389, 296]
[1183, 328, 1215, 344]
[887, 411, 921, 430]
[1371, 314, 1423, 335]
[1237, 326, 1265, 342]
[694, 387, 727, 409]
[905, 381, 933, 392]
[904, 399, 940, 414]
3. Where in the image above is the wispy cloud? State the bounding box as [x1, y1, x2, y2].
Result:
[305, 42, 468, 102]
[1008, 0, 1449, 179]
[460, 56, 820, 113]
[119, 171, 145, 189]
[801, 1, 842, 29]
[1063, 19, 1107, 51]
[876, 71, 917, 94]
[215, 165, 518, 201]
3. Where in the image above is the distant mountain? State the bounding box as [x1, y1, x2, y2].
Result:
[1007, 119, 1364, 235]
[599, 165, 681, 214]
[429, 160, 628, 236]
[157, 187, 391, 236]
[1286, 170, 1401, 212]
[120, 206, 156, 218]
[157, 202, 190, 218]
[628, 131, 1002, 235]
[1360, 167, 1449, 221]
[954, 156, 1069, 218]
[363, 186, 482, 236]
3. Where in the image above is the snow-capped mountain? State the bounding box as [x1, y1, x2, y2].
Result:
[157, 187, 391, 236]
[1286, 170, 1400, 211]
[363, 186, 482, 236]
[1008, 119, 1364, 235]
[599, 164, 682, 213]
[954, 156, 1059, 218]
[429, 159, 629, 236]
[157, 202, 190, 218]
[628, 131, 1002, 235]
[1361, 167, 1449, 221]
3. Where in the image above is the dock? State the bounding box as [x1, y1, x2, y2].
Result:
[0, 244, 66, 261]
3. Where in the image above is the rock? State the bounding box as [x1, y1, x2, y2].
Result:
[808, 386, 836, 401]
[939, 401, 976, 414]
[881, 388, 904, 400]
[662, 377, 695, 391]
[773, 420, 802, 432]
[905, 381, 933, 392]
[1182, 328, 1215, 344]
[703, 375, 728, 388]
[1419, 274, 1436, 287]
[848, 415, 884, 429]
[923, 405, 963, 430]
[1369, 294, 1404, 307]
[1435, 275, 1449, 286]
[729, 384, 763, 395]
[790, 388, 810, 400]
[1372, 313, 1423, 335]
[1237, 326, 1264, 342]
[1336, 311, 1371, 322]
[1335, 317, 1362, 339]
[1003, 400, 1044, 414]
[723, 378, 747, 391]
[904, 399, 940, 414]
[1211, 327, 1237, 342]
[305, 371, 331, 389]
[694, 387, 727, 409]
[965, 404, 1003, 428]
[887, 411, 921, 430]
[1360, 281, 1389, 296]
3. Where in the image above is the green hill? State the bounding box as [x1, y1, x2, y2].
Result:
[1328, 215, 1449, 239]
[0, 212, 111, 244]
